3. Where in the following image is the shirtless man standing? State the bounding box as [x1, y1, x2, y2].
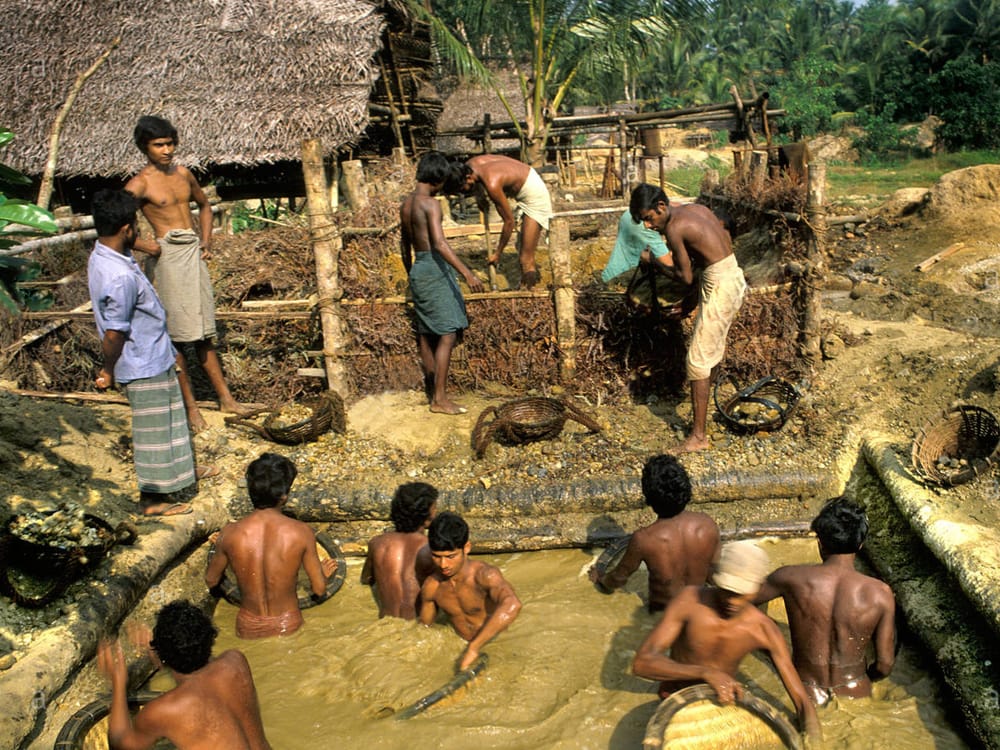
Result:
[633, 540, 822, 744]
[125, 115, 249, 432]
[445, 154, 553, 290]
[97, 600, 271, 750]
[361, 481, 437, 619]
[589, 454, 719, 612]
[401, 151, 484, 415]
[630, 183, 747, 453]
[419, 511, 522, 670]
[755, 497, 896, 705]
[205, 453, 336, 638]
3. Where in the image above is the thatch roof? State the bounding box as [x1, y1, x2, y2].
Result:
[0, 0, 385, 177]
[435, 70, 525, 156]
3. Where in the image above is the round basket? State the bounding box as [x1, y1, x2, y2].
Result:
[625, 266, 697, 318]
[643, 684, 801, 750]
[472, 397, 602, 458]
[911, 405, 1000, 486]
[225, 392, 345, 445]
[54, 693, 168, 750]
[714, 374, 800, 435]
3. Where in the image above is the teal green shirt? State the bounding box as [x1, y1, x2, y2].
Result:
[601, 210, 670, 282]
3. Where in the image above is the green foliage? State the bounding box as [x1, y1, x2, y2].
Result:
[0, 128, 56, 315]
[928, 57, 1000, 149]
[768, 55, 841, 139]
[852, 103, 919, 161]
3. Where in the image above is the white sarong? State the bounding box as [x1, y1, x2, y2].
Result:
[686, 254, 747, 381]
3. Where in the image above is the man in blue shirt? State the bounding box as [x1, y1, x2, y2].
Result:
[88, 189, 203, 516]
[601, 209, 672, 285]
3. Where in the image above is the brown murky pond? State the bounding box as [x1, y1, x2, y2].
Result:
[149, 539, 968, 749]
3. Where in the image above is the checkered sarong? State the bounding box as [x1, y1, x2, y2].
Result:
[124, 368, 195, 494]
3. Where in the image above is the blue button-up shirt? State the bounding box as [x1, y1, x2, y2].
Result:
[87, 240, 177, 384]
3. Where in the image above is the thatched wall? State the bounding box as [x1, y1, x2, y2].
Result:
[0, 0, 385, 177]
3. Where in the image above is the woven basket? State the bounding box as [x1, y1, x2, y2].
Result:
[911, 405, 1000, 486]
[225, 391, 346, 445]
[625, 265, 697, 317]
[643, 684, 801, 750]
[714, 374, 800, 435]
[472, 397, 602, 458]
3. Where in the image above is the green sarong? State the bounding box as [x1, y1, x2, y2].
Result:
[409, 250, 469, 335]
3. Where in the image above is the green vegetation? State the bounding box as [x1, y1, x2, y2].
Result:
[826, 150, 1000, 202]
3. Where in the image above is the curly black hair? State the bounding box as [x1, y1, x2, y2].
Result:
[641, 454, 693, 519]
[811, 497, 868, 554]
[246, 452, 298, 509]
[428, 511, 469, 551]
[391, 482, 438, 533]
[149, 600, 218, 674]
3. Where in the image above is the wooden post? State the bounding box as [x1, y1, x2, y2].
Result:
[618, 118, 628, 199]
[483, 113, 492, 154]
[801, 163, 827, 367]
[301, 138, 348, 394]
[549, 217, 576, 383]
[750, 150, 768, 191]
[339, 160, 369, 211]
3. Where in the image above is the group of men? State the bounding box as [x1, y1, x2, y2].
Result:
[591, 454, 896, 744]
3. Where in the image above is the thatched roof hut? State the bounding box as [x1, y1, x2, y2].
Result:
[0, 0, 386, 178]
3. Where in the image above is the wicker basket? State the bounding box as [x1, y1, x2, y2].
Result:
[225, 391, 346, 445]
[911, 405, 1000, 486]
[714, 374, 801, 435]
[472, 397, 602, 458]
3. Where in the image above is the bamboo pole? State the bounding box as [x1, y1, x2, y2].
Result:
[339, 160, 369, 211]
[549, 217, 576, 383]
[36, 37, 120, 210]
[801, 163, 827, 367]
[301, 139, 348, 393]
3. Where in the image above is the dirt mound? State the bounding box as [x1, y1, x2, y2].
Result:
[923, 164, 1000, 227]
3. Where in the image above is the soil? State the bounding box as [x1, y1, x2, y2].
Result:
[3, 164, 1000, 686]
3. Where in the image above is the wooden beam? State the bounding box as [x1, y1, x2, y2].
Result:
[915, 242, 966, 272]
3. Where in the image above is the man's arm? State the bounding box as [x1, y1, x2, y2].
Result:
[301, 531, 329, 598]
[664, 224, 695, 286]
[426, 200, 484, 293]
[753, 567, 790, 606]
[399, 212, 413, 273]
[123, 177, 161, 257]
[480, 179, 516, 264]
[186, 169, 213, 257]
[760, 617, 822, 742]
[204, 529, 229, 590]
[460, 566, 522, 669]
[869, 588, 896, 681]
[360, 547, 375, 585]
[418, 578, 439, 625]
[95, 329, 126, 390]
[632, 590, 725, 687]
[97, 639, 159, 750]
[589, 536, 643, 593]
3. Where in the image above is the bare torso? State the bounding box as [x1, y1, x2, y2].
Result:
[125, 164, 202, 239]
[467, 154, 530, 198]
[207, 510, 320, 618]
[634, 513, 720, 610]
[664, 203, 733, 285]
[361, 532, 432, 619]
[765, 561, 896, 700]
[136, 651, 271, 750]
[422, 559, 496, 640]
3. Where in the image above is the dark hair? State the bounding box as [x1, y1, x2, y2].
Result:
[442, 162, 473, 195]
[134, 115, 178, 152]
[245, 452, 297, 509]
[427, 511, 469, 551]
[811, 497, 868, 554]
[91, 189, 138, 237]
[641, 454, 692, 518]
[629, 183, 668, 223]
[391, 482, 438, 533]
[149, 600, 217, 674]
[416, 151, 451, 186]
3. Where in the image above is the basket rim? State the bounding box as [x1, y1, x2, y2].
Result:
[910, 404, 1000, 485]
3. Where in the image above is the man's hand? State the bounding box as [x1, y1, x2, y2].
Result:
[464, 270, 485, 294]
[321, 557, 339, 577]
[95, 368, 114, 390]
[458, 645, 480, 671]
[97, 638, 128, 689]
[703, 668, 743, 704]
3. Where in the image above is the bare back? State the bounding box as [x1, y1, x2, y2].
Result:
[125, 164, 202, 238]
[467, 154, 530, 198]
[633, 512, 720, 610]
[361, 531, 431, 619]
[765, 562, 895, 696]
[664, 203, 733, 285]
[208, 511, 318, 617]
[133, 651, 271, 750]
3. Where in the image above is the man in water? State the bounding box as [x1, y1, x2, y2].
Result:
[630, 183, 747, 453]
[126, 115, 250, 432]
[361, 481, 437, 619]
[589, 454, 719, 612]
[400, 150, 484, 415]
[205, 453, 336, 638]
[97, 599, 272, 749]
[445, 153, 553, 290]
[88, 189, 206, 517]
[754, 497, 896, 705]
[420, 511, 522, 670]
[632, 540, 821, 743]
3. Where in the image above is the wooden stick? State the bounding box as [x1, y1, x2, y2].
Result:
[0, 301, 92, 373]
[36, 36, 120, 210]
[915, 242, 966, 272]
[2, 387, 218, 409]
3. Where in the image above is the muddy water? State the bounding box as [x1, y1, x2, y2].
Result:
[185, 539, 968, 749]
